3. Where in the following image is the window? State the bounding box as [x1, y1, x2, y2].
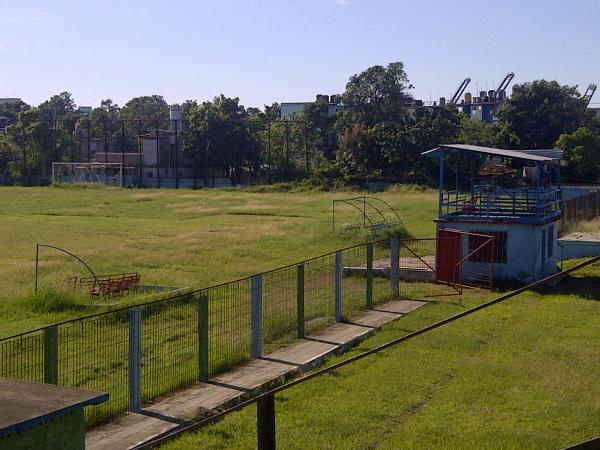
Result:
[547, 225, 554, 258]
[469, 230, 507, 264]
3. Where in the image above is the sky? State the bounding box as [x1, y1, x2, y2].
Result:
[2, 0, 600, 109]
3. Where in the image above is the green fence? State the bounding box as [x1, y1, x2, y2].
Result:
[0, 237, 455, 425]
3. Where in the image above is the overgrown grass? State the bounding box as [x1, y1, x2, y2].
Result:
[560, 217, 600, 236]
[0, 185, 438, 337]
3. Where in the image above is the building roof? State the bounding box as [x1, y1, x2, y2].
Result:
[0, 377, 107, 436]
[422, 144, 563, 163]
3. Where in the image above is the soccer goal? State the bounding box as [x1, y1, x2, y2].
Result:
[52, 162, 137, 187]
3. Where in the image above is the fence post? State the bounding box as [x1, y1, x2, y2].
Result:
[43, 326, 58, 385]
[366, 243, 373, 309]
[129, 307, 142, 412]
[198, 294, 209, 382]
[390, 238, 399, 299]
[257, 394, 276, 450]
[297, 264, 305, 338]
[251, 275, 263, 359]
[335, 251, 342, 322]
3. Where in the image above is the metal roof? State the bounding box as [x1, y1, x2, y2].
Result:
[422, 144, 562, 163]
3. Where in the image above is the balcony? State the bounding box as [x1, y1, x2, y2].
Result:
[440, 185, 562, 222]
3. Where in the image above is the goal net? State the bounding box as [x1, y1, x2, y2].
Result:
[52, 162, 137, 187]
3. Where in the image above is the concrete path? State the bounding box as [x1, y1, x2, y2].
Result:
[85, 299, 426, 450]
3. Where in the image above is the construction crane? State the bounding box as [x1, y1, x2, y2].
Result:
[495, 72, 515, 99]
[449, 78, 471, 104]
[583, 84, 597, 106]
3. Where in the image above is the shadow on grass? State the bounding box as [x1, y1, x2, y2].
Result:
[546, 274, 600, 301]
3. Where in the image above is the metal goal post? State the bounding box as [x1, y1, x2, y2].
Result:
[52, 162, 137, 187]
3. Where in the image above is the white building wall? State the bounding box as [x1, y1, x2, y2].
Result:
[437, 219, 560, 284]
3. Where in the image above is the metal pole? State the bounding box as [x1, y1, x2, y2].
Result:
[175, 119, 179, 189]
[156, 120, 161, 188]
[267, 122, 272, 185]
[121, 120, 125, 166]
[367, 243, 373, 309]
[303, 121, 309, 174]
[257, 394, 276, 450]
[43, 326, 59, 385]
[198, 294, 209, 382]
[390, 238, 399, 299]
[53, 113, 57, 168]
[439, 153, 445, 217]
[87, 119, 91, 163]
[285, 120, 289, 181]
[129, 307, 142, 412]
[70, 126, 74, 162]
[251, 275, 263, 358]
[35, 244, 39, 294]
[138, 120, 143, 187]
[297, 263, 305, 338]
[335, 251, 342, 322]
[103, 121, 108, 185]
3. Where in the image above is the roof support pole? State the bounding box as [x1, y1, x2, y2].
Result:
[439, 153, 445, 217]
[535, 162, 542, 216]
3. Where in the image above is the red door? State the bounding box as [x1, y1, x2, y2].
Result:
[436, 228, 462, 284]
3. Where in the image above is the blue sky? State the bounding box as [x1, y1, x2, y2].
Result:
[2, 0, 599, 109]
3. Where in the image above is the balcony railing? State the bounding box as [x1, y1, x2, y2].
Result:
[440, 185, 561, 221]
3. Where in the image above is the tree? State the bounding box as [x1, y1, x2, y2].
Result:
[557, 127, 600, 182]
[457, 115, 500, 147]
[120, 95, 170, 132]
[302, 101, 336, 158]
[341, 62, 413, 125]
[497, 80, 589, 148]
[0, 99, 30, 126]
[182, 95, 261, 185]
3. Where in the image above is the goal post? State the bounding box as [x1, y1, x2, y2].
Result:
[52, 162, 137, 187]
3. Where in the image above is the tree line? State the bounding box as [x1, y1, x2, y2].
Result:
[1, 62, 599, 186]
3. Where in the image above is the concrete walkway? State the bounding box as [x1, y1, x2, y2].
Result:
[85, 299, 426, 450]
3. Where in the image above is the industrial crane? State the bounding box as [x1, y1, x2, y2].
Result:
[583, 84, 597, 106]
[495, 72, 515, 99]
[449, 77, 471, 104]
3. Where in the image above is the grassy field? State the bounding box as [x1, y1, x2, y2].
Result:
[160, 267, 600, 450]
[0, 185, 437, 337]
[2, 185, 600, 448]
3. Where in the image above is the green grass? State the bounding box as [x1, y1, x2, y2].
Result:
[3, 185, 600, 448]
[159, 270, 600, 450]
[0, 185, 438, 337]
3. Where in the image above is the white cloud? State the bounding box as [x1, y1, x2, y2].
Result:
[1, 8, 51, 23]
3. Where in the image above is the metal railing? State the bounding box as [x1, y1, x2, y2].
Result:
[0, 236, 487, 426]
[441, 186, 561, 219]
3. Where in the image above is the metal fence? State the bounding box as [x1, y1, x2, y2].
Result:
[0, 236, 491, 426]
[561, 190, 600, 225]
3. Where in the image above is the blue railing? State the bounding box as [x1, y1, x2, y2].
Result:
[440, 186, 561, 221]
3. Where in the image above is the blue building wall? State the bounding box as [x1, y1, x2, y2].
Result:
[437, 219, 560, 284]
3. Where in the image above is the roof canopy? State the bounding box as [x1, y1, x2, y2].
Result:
[422, 144, 563, 164]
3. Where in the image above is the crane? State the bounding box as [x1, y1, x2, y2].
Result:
[495, 72, 515, 99]
[449, 78, 471, 104]
[583, 84, 597, 106]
